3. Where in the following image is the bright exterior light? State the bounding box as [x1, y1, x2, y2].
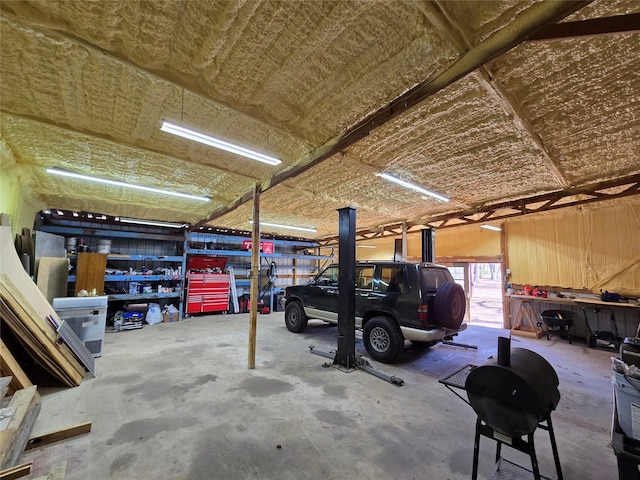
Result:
[119, 218, 186, 229]
[377, 172, 449, 202]
[249, 220, 316, 233]
[47, 167, 210, 202]
[480, 224, 502, 232]
[161, 121, 281, 166]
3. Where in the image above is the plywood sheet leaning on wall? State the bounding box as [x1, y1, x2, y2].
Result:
[0, 227, 85, 387]
[36, 257, 69, 304]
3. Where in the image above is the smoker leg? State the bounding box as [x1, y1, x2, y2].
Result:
[546, 416, 564, 480]
[528, 432, 541, 480]
[495, 441, 502, 464]
[472, 418, 481, 480]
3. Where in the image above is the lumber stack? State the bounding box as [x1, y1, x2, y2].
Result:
[0, 281, 85, 387]
[0, 226, 85, 387]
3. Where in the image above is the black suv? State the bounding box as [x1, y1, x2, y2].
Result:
[283, 261, 467, 363]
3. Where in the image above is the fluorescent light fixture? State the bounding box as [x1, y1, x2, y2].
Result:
[161, 120, 281, 166]
[480, 224, 502, 232]
[119, 217, 186, 229]
[357, 245, 376, 248]
[377, 172, 449, 202]
[249, 220, 316, 233]
[47, 167, 210, 202]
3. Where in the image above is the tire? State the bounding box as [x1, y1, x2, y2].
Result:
[285, 301, 308, 333]
[434, 281, 466, 329]
[363, 316, 404, 363]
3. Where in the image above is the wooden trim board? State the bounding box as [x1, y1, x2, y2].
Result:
[0, 462, 32, 480]
[26, 422, 92, 450]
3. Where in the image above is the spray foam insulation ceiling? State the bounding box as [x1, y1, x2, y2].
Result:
[1, 0, 639, 239]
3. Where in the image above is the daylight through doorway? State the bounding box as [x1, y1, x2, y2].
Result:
[469, 263, 503, 328]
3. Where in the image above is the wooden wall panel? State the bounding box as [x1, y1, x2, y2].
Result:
[507, 198, 640, 296]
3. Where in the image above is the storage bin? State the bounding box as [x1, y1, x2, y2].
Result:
[613, 371, 640, 440]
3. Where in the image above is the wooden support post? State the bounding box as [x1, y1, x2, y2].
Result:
[401, 222, 407, 262]
[501, 227, 510, 329]
[248, 185, 260, 369]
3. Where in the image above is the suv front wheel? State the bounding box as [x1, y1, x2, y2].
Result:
[363, 316, 404, 363]
[285, 301, 308, 333]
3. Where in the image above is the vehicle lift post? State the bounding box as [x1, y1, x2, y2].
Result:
[309, 206, 404, 386]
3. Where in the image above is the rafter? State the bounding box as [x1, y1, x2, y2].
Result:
[318, 175, 640, 245]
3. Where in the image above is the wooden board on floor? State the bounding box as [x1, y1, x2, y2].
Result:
[26, 421, 91, 450]
[0, 462, 32, 480]
[36, 257, 69, 304]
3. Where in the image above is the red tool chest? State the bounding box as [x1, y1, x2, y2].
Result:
[185, 256, 229, 314]
[186, 272, 230, 314]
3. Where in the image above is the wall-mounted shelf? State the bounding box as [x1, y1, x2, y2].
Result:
[109, 292, 182, 301]
[186, 248, 330, 261]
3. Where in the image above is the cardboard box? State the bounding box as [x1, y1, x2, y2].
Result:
[163, 311, 179, 323]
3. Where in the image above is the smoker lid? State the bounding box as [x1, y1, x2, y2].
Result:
[465, 347, 560, 435]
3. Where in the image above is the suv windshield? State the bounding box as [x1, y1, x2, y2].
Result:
[314, 265, 339, 286]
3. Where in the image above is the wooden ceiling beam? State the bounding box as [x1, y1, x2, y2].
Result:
[527, 13, 640, 42]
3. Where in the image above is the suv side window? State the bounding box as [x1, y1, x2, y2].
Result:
[355, 265, 374, 290]
[315, 265, 339, 286]
[375, 266, 408, 294]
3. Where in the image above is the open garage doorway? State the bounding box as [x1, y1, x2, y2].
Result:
[444, 262, 504, 328]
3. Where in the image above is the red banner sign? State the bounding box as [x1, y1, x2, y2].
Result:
[242, 240, 274, 254]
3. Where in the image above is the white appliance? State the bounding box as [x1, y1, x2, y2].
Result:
[52, 296, 108, 358]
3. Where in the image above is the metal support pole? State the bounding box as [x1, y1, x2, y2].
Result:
[334, 206, 357, 369]
[421, 228, 435, 263]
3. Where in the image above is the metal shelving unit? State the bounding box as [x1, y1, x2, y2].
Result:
[185, 232, 334, 305]
[39, 224, 187, 319]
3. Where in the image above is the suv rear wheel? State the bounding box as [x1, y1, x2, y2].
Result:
[363, 316, 404, 363]
[285, 301, 308, 333]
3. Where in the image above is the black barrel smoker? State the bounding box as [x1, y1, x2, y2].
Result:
[440, 337, 563, 480]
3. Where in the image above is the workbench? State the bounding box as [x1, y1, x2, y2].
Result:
[507, 294, 640, 341]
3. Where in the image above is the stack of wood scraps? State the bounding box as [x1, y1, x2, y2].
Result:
[0, 226, 87, 387]
[0, 377, 41, 474]
[0, 277, 86, 387]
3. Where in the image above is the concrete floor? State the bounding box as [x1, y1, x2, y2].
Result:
[23, 312, 618, 479]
